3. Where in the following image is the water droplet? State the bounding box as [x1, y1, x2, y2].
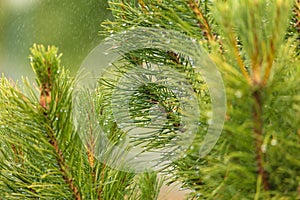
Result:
[261, 144, 267, 153]
[195, 193, 201, 197]
[206, 111, 213, 118]
[235, 90, 243, 98]
[207, 119, 212, 125]
[271, 138, 277, 146]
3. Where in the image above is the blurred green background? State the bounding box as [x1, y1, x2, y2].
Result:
[0, 0, 112, 80]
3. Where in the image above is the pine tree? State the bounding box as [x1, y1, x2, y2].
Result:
[101, 0, 300, 199]
[0, 45, 162, 199]
[1, 0, 300, 200]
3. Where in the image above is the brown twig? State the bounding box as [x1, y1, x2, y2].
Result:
[252, 90, 269, 191]
[262, 40, 275, 86]
[47, 129, 81, 200]
[40, 65, 81, 200]
[138, 0, 147, 11]
[86, 106, 100, 199]
[87, 106, 95, 170]
[85, 101, 105, 200]
[251, 34, 263, 86]
[231, 36, 252, 85]
[97, 163, 107, 200]
[187, 0, 228, 61]
[249, 6, 269, 191]
[39, 61, 52, 109]
[187, 0, 214, 42]
[262, 3, 283, 87]
[295, 0, 300, 33]
[120, 0, 127, 20]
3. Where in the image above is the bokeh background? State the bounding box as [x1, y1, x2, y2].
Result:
[0, 0, 112, 81]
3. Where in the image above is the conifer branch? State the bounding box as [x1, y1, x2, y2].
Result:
[250, 19, 263, 86]
[30, 44, 81, 199]
[138, 0, 147, 12]
[295, 0, 300, 33]
[230, 35, 252, 85]
[98, 164, 107, 200]
[252, 89, 269, 191]
[1, 0, 298, 198]
[86, 103, 96, 170]
[120, 0, 127, 20]
[251, 53, 261, 86]
[86, 101, 101, 199]
[46, 126, 81, 200]
[262, 3, 282, 87]
[262, 40, 275, 87]
[187, 0, 214, 42]
[249, 7, 270, 191]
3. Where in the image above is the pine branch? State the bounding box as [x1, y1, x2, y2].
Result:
[1, 0, 298, 198]
[46, 126, 81, 199]
[231, 36, 252, 85]
[252, 89, 269, 191]
[0, 75, 74, 199]
[187, 0, 214, 42]
[137, 0, 147, 12]
[101, 0, 298, 198]
[1, 42, 165, 198]
[30, 44, 81, 199]
[295, 0, 300, 33]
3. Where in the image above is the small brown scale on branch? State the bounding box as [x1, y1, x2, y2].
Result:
[39, 61, 52, 109]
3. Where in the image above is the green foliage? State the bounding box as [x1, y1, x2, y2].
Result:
[101, 0, 300, 199]
[0, 0, 299, 199]
[29, 44, 61, 88]
[0, 45, 162, 199]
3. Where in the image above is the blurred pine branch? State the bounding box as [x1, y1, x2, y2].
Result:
[101, 0, 300, 199]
